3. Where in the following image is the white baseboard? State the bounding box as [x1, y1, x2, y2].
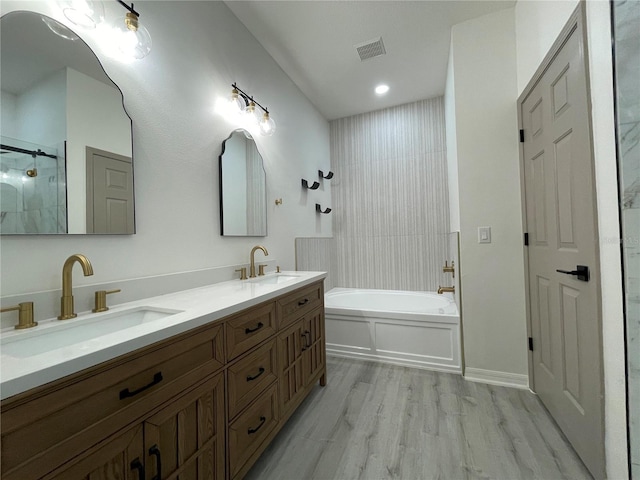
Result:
[464, 367, 530, 390]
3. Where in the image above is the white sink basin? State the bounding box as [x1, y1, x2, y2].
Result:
[1, 307, 183, 358]
[249, 274, 301, 285]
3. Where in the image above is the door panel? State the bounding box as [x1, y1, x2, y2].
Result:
[521, 10, 604, 478]
[144, 373, 225, 480]
[86, 146, 134, 234]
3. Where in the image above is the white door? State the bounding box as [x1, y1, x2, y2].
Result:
[86, 147, 134, 234]
[520, 8, 604, 479]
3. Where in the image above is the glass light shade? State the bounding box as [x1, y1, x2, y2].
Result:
[259, 112, 276, 136]
[244, 101, 260, 126]
[229, 89, 246, 114]
[42, 16, 79, 40]
[111, 13, 152, 60]
[59, 0, 104, 29]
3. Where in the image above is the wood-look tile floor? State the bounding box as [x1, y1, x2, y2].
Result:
[245, 357, 592, 480]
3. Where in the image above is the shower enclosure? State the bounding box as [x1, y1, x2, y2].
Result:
[0, 136, 66, 234]
[612, 1, 640, 477]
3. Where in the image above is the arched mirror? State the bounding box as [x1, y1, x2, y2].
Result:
[219, 129, 267, 236]
[0, 11, 134, 234]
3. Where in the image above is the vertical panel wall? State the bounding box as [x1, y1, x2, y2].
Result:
[327, 97, 449, 292]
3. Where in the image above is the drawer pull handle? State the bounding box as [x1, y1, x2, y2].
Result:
[298, 298, 309, 306]
[149, 444, 162, 480]
[248, 416, 266, 434]
[303, 330, 311, 348]
[119, 372, 163, 400]
[245, 322, 264, 334]
[130, 458, 145, 479]
[247, 367, 266, 381]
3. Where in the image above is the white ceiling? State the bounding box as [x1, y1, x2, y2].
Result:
[226, 0, 516, 120]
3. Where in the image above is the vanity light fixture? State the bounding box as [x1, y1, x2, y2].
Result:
[111, 0, 152, 60]
[229, 83, 277, 136]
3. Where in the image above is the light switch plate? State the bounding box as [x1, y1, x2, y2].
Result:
[478, 226, 492, 244]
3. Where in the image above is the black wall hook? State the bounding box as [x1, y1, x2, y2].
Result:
[302, 179, 320, 190]
[318, 170, 334, 180]
[316, 204, 332, 214]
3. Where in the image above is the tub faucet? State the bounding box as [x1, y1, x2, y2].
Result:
[437, 285, 455, 294]
[249, 245, 269, 278]
[59, 254, 94, 320]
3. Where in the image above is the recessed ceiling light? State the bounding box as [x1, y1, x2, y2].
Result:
[375, 84, 389, 95]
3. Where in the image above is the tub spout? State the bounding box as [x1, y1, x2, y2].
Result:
[437, 285, 455, 294]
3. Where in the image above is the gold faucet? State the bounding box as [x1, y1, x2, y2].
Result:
[249, 245, 268, 278]
[443, 260, 455, 278]
[59, 254, 94, 320]
[437, 285, 455, 294]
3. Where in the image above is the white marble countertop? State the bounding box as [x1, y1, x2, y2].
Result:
[0, 271, 326, 400]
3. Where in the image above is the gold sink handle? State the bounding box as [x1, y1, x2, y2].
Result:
[93, 289, 122, 313]
[1, 302, 37, 329]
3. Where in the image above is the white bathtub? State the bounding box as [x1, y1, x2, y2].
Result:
[324, 288, 461, 373]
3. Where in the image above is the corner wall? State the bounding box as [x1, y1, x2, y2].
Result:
[447, 7, 529, 386]
[0, 1, 330, 298]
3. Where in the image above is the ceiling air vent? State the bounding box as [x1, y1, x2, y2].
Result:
[355, 37, 386, 61]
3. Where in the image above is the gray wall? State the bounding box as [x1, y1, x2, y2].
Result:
[298, 97, 450, 293]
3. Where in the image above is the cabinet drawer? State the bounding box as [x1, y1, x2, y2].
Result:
[1, 322, 225, 480]
[228, 384, 279, 479]
[225, 301, 276, 361]
[278, 282, 323, 330]
[227, 339, 278, 420]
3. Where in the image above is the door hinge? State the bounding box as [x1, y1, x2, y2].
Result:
[528, 337, 533, 351]
[524, 232, 529, 246]
[519, 129, 525, 143]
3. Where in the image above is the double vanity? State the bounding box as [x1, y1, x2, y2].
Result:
[0, 269, 327, 480]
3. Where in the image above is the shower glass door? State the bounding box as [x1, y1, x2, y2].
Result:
[0, 136, 66, 234]
[612, 1, 640, 477]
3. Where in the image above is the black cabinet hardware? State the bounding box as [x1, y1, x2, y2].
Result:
[130, 458, 145, 479]
[298, 298, 309, 306]
[245, 322, 264, 334]
[318, 170, 334, 179]
[247, 367, 266, 381]
[248, 416, 266, 434]
[119, 372, 163, 400]
[149, 445, 162, 480]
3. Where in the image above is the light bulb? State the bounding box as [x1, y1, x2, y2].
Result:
[59, 0, 104, 29]
[259, 112, 276, 136]
[229, 88, 246, 114]
[244, 101, 259, 126]
[111, 12, 152, 60]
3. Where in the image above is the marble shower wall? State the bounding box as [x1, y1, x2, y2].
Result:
[613, 0, 640, 476]
[297, 98, 450, 292]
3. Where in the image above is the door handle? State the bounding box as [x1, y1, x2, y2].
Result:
[556, 265, 590, 282]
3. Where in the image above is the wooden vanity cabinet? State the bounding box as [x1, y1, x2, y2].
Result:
[46, 372, 225, 480]
[1, 280, 326, 480]
[1, 322, 225, 480]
